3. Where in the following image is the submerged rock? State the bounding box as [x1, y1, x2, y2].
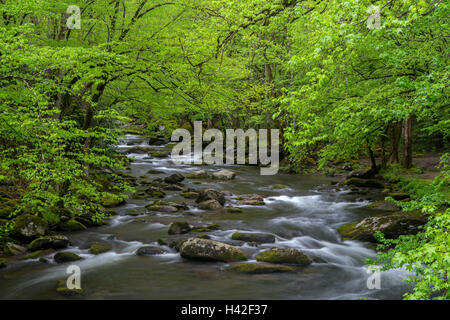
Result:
[136, 246, 168, 256]
[179, 238, 247, 262]
[231, 232, 275, 243]
[338, 212, 427, 243]
[230, 263, 294, 274]
[89, 242, 111, 255]
[168, 222, 191, 235]
[11, 214, 48, 241]
[54, 252, 83, 263]
[28, 235, 70, 251]
[181, 191, 200, 199]
[145, 204, 178, 213]
[256, 247, 311, 266]
[226, 206, 243, 213]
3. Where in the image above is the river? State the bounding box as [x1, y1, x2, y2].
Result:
[0, 134, 411, 299]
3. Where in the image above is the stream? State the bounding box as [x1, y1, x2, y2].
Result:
[0, 134, 411, 299]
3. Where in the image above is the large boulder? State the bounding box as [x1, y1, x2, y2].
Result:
[211, 169, 236, 180]
[28, 235, 70, 251]
[179, 238, 247, 262]
[230, 263, 294, 274]
[256, 247, 311, 266]
[164, 173, 185, 184]
[196, 189, 226, 206]
[168, 222, 191, 235]
[231, 232, 275, 244]
[338, 213, 427, 243]
[344, 178, 384, 189]
[11, 214, 48, 241]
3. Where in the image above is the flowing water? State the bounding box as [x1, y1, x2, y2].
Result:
[0, 135, 411, 299]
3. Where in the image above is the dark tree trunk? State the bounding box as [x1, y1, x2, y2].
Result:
[402, 115, 413, 169]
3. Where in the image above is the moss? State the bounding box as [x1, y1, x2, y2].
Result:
[147, 169, 163, 174]
[181, 191, 199, 199]
[60, 219, 87, 232]
[0, 198, 19, 219]
[231, 263, 294, 274]
[28, 235, 69, 251]
[23, 250, 43, 260]
[12, 214, 48, 240]
[366, 201, 401, 212]
[56, 280, 84, 297]
[0, 258, 6, 268]
[192, 181, 202, 185]
[196, 234, 210, 239]
[226, 207, 243, 213]
[100, 196, 125, 208]
[272, 184, 286, 189]
[54, 252, 83, 263]
[256, 247, 311, 265]
[89, 242, 111, 255]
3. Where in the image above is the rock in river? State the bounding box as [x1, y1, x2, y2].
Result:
[180, 238, 247, 262]
[54, 252, 83, 264]
[168, 222, 191, 235]
[230, 263, 294, 274]
[196, 189, 226, 206]
[256, 247, 311, 266]
[89, 242, 111, 255]
[137, 246, 168, 256]
[338, 212, 427, 243]
[28, 235, 70, 251]
[212, 169, 236, 180]
[164, 173, 185, 184]
[231, 232, 275, 243]
[198, 200, 223, 210]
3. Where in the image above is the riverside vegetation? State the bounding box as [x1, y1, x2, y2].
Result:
[0, 0, 448, 300]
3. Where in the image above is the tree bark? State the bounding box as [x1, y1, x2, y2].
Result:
[402, 115, 413, 169]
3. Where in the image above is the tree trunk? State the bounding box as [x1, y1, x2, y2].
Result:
[402, 115, 413, 169]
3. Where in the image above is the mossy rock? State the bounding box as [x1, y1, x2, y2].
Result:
[344, 178, 384, 189]
[179, 238, 247, 262]
[11, 214, 48, 241]
[198, 200, 223, 210]
[145, 187, 166, 199]
[388, 192, 410, 201]
[89, 242, 111, 255]
[365, 201, 401, 212]
[181, 191, 200, 199]
[100, 196, 126, 208]
[186, 170, 210, 179]
[151, 151, 170, 158]
[54, 252, 83, 263]
[145, 204, 178, 213]
[28, 235, 70, 251]
[240, 200, 265, 206]
[256, 247, 311, 266]
[192, 181, 202, 185]
[136, 246, 168, 256]
[337, 212, 427, 243]
[0, 198, 19, 219]
[231, 232, 275, 244]
[227, 207, 243, 213]
[4, 242, 27, 256]
[230, 263, 294, 274]
[272, 184, 286, 189]
[60, 219, 87, 232]
[56, 280, 84, 297]
[168, 222, 191, 235]
[196, 234, 211, 240]
[0, 258, 6, 268]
